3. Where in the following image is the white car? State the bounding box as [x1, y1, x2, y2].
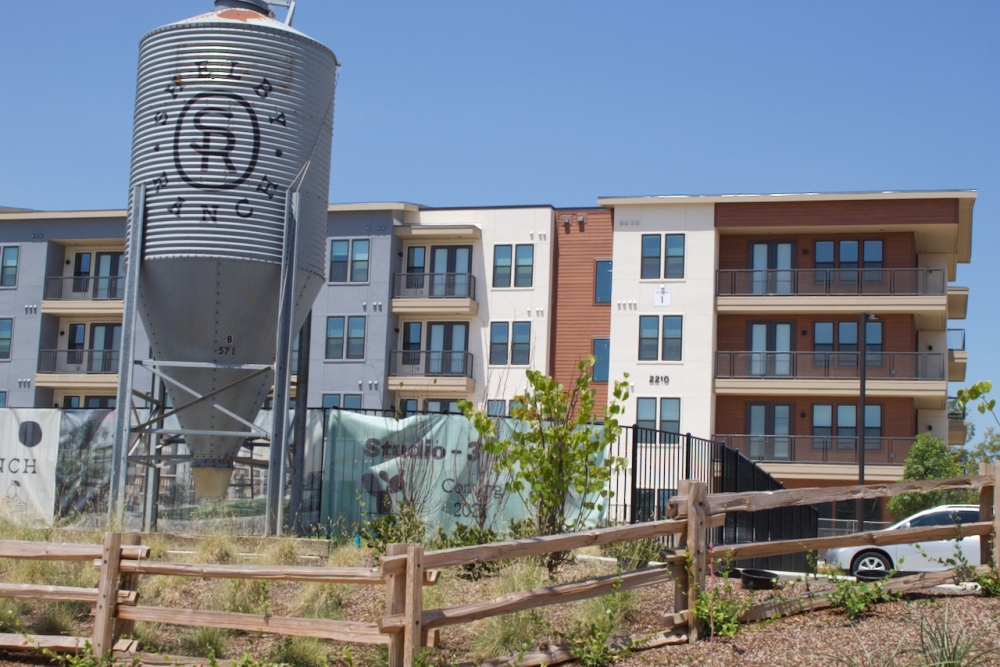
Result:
[825, 505, 980, 576]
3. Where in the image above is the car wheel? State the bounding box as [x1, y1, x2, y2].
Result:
[852, 551, 892, 575]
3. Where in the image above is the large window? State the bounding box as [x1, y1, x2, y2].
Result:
[492, 245, 512, 287]
[515, 244, 534, 287]
[640, 235, 660, 279]
[592, 338, 610, 382]
[665, 234, 685, 279]
[1, 247, 18, 287]
[595, 260, 612, 303]
[322, 394, 341, 409]
[325, 317, 345, 359]
[638, 316, 659, 360]
[812, 403, 882, 450]
[63, 395, 80, 409]
[661, 316, 682, 361]
[511, 322, 531, 365]
[487, 400, 506, 417]
[0, 319, 11, 360]
[329, 239, 370, 283]
[636, 397, 681, 442]
[659, 398, 680, 433]
[489, 322, 509, 365]
[343, 394, 362, 410]
[346, 316, 366, 359]
[636, 398, 657, 431]
[0, 392, 7, 408]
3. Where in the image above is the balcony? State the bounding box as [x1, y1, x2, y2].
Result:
[716, 268, 948, 321]
[948, 328, 967, 382]
[41, 276, 124, 317]
[715, 351, 947, 404]
[948, 396, 968, 446]
[387, 350, 476, 394]
[390, 273, 478, 317]
[715, 435, 915, 466]
[35, 349, 120, 390]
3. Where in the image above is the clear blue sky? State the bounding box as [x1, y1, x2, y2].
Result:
[1, 1, 996, 436]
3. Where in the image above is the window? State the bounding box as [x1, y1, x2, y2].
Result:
[290, 334, 299, 371]
[514, 244, 534, 287]
[351, 240, 370, 282]
[85, 396, 116, 409]
[487, 400, 506, 417]
[595, 260, 612, 303]
[402, 322, 422, 365]
[325, 317, 345, 359]
[0, 319, 11, 360]
[636, 398, 657, 432]
[638, 316, 658, 360]
[592, 338, 610, 382]
[865, 321, 883, 367]
[63, 395, 80, 409]
[346, 316, 366, 359]
[863, 240, 883, 268]
[812, 405, 832, 449]
[1, 247, 18, 287]
[508, 397, 524, 417]
[815, 242, 835, 270]
[812, 403, 881, 450]
[492, 245, 512, 288]
[73, 253, 91, 293]
[511, 322, 531, 365]
[489, 322, 509, 365]
[329, 241, 349, 282]
[400, 398, 419, 417]
[343, 394, 362, 410]
[665, 234, 685, 279]
[0, 391, 7, 408]
[322, 394, 341, 409]
[864, 405, 882, 450]
[659, 398, 680, 434]
[661, 316, 682, 361]
[640, 235, 660, 279]
[426, 399, 461, 414]
[67, 323, 85, 365]
[839, 241, 859, 270]
[838, 321, 857, 366]
[814, 322, 834, 356]
[836, 405, 857, 450]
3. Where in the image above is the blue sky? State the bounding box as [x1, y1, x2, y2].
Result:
[0, 1, 996, 436]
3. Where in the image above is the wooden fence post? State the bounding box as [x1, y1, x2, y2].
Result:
[685, 481, 707, 643]
[979, 463, 994, 568]
[993, 462, 1000, 569]
[673, 480, 691, 616]
[115, 534, 142, 641]
[384, 543, 408, 667]
[403, 544, 424, 667]
[92, 532, 122, 657]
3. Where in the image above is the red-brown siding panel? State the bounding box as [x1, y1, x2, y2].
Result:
[715, 199, 959, 229]
[717, 232, 915, 270]
[550, 209, 613, 408]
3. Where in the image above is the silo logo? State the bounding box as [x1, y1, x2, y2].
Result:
[173, 92, 261, 190]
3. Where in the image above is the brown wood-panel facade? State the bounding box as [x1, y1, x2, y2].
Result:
[715, 395, 916, 440]
[715, 198, 959, 229]
[718, 232, 916, 270]
[716, 314, 916, 353]
[549, 209, 613, 407]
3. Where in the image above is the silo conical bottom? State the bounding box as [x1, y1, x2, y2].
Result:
[138, 257, 321, 500]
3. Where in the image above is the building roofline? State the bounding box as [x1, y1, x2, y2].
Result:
[0, 209, 126, 221]
[327, 202, 422, 213]
[597, 190, 978, 207]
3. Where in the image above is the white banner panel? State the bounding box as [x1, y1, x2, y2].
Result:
[0, 408, 61, 522]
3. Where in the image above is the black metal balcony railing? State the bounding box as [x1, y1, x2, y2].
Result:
[37, 349, 120, 374]
[392, 273, 476, 300]
[44, 276, 125, 301]
[388, 350, 474, 379]
[715, 434, 916, 465]
[948, 396, 966, 421]
[947, 328, 966, 351]
[716, 268, 946, 297]
[715, 351, 945, 381]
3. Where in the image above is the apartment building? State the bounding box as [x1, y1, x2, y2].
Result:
[597, 191, 973, 523]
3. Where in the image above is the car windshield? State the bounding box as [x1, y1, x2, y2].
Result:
[899, 508, 979, 529]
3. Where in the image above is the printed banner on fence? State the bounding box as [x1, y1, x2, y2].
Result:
[320, 410, 607, 535]
[55, 409, 116, 521]
[0, 408, 62, 522]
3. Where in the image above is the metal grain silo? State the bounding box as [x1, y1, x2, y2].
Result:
[124, 0, 337, 500]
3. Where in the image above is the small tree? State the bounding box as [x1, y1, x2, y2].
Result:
[887, 433, 966, 519]
[465, 356, 629, 566]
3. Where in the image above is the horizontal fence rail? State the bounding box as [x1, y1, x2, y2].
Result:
[717, 267, 946, 297]
[37, 349, 121, 374]
[387, 350, 474, 378]
[391, 273, 476, 300]
[44, 276, 125, 301]
[715, 351, 945, 381]
[715, 435, 915, 465]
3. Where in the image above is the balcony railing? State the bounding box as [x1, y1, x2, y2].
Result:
[948, 396, 966, 421]
[392, 273, 476, 300]
[37, 349, 120, 374]
[44, 276, 125, 301]
[715, 351, 945, 381]
[715, 434, 915, 465]
[947, 328, 966, 351]
[716, 268, 946, 297]
[388, 350, 473, 378]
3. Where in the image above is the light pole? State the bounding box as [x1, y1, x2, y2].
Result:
[857, 312, 878, 530]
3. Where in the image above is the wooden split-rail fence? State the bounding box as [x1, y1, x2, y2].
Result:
[2, 461, 998, 667]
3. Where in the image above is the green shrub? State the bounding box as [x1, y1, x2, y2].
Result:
[32, 602, 83, 635]
[358, 503, 426, 555]
[430, 523, 502, 579]
[826, 579, 893, 621]
[295, 581, 350, 619]
[270, 636, 329, 667]
[564, 581, 641, 667]
[219, 578, 269, 615]
[974, 567, 1000, 597]
[180, 626, 230, 658]
[694, 573, 752, 638]
[472, 562, 546, 659]
[195, 534, 239, 564]
[600, 538, 662, 570]
[917, 604, 1000, 666]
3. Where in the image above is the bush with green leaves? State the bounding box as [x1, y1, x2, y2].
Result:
[694, 572, 752, 638]
[974, 567, 1000, 597]
[358, 502, 426, 555]
[563, 580, 641, 667]
[600, 537, 662, 570]
[430, 523, 502, 579]
[826, 578, 894, 621]
[887, 433, 970, 520]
